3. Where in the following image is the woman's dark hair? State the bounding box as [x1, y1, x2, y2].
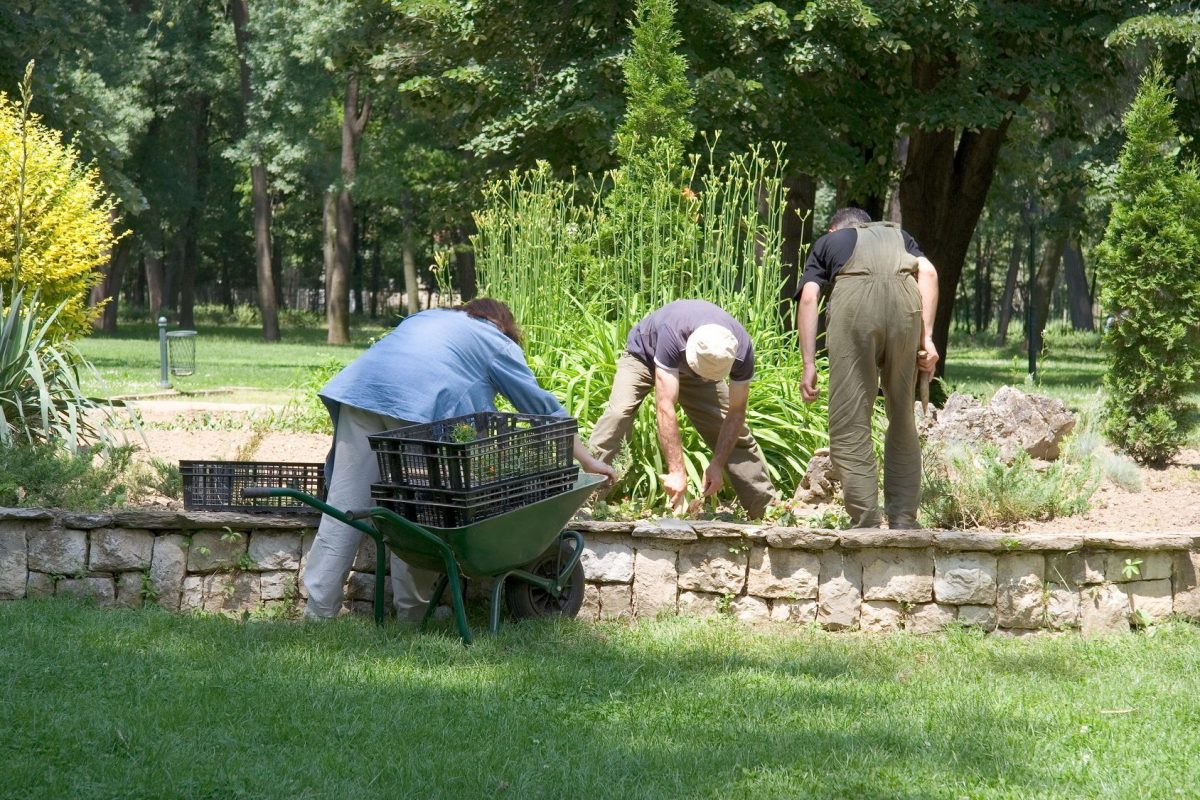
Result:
[458, 298, 523, 345]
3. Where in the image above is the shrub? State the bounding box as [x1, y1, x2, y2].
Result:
[0, 442, 164, 511]
[0, 65, 115, 338]
[0, 286, 115, 450]
[919, 444, 1101, 529]
[1094, 64, 1200, 464]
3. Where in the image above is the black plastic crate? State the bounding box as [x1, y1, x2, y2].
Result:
[370, 465, 579, 528]
[180, 461, 325, 514]
[369, 411, 577, 490]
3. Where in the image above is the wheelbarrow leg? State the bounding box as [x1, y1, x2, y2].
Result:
[418, 575, 449, 631]
[441, 559, 472, 645]
[489, 574, 511, 634]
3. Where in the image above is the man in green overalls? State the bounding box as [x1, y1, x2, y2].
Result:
[796, 208, 940, 529]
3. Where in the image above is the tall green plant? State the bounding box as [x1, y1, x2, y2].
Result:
[474, 146, 824, 509]
[0, 286, 112, 451]
[1094, 64, 1200, 464]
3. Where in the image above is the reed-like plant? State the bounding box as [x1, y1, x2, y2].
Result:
[0, 285, 114, 451]
[474, 143, 828, 509]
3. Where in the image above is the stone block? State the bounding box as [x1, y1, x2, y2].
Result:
[677, 541, 748, 595]
[579, 584, 600, 622]
[678, 591, 721, 617]
[89, 528, 154, 572]
[1080, 584, 1129, 636]
[261, 571, 296, 601]
[1105, 551, 1172, 583]
[202, 572, 261, 614]
[150, 534, 188, 612]
[581, 539, 635, 583]
[27, 571, 55, 597]
[298, 534, 314, 599]
[906, 603, 956, 634]
[1045, 551, 1104, 589]
[632, 519, 696, 541]
[692, 521, 764, 540]
[179, 576, 204, 612]
[731, 596, 770, 623]
[933, 552, 997, 604]
[839, 529, 933, 549]
[1044, 583, 1080, 629]
[996, 553, 1045, 629]
[0, 523, 30, 599]
[747, 546, 819, 600]
[861, 548, 933, 603]
[860, 601, 903, 632]
[248, 531, 301, 571]
[632, 546, 678, 616]
[187, 530, 247, 573]
[27, 530, 87, 575]
[346, 571, 375, 601]
[115, 572, 145, 609]
[1172, 551, 1200, 620]
[352, 536, 378, 572]
[769, 600, 818, 624]
[957, 605, 997, 631]
[598, 584, 631, 619]
[817, 550, 861, 630]
[57, 576, 115, 605]
[1126, 579, 1172, 622]
[764, 529, 838, 550]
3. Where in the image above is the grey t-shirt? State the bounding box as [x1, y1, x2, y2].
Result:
[625, 299, 754, 382]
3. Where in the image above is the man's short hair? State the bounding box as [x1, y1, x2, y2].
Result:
[829, 207, 872, 231]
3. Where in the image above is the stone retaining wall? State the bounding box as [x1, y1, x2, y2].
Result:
[2, 508, 1197, 635]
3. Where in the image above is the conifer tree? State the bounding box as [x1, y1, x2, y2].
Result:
[1094, 64, 1200, 464]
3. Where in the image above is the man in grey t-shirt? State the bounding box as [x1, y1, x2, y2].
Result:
[589, 299, 775, 517]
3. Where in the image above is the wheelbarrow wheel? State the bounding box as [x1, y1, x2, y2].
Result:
[505, 539, 584, 620]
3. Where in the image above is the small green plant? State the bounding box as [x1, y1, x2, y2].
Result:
[0, 441, 149, 511]
[1122, 558, 1143, 580]
[450, 422, 478, 443]
[1001, 537, 1022, 551]
[220, 528, 243, 544]
[139, 570, 158, 604]
[919, 443, 1101, 528]
[715, 593, 735, 615]
[806, 506, 851, 530]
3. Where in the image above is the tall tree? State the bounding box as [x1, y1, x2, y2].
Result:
[230, 0, 280, 341]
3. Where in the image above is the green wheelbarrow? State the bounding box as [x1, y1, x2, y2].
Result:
[243, 473, 604, 645]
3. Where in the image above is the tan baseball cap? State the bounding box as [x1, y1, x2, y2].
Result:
[685, 324, 738, 381]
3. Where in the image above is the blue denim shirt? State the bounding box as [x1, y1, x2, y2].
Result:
[319, 308, 566, 428]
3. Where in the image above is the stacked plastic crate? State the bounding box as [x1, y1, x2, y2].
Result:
[367, 412, 579, 528]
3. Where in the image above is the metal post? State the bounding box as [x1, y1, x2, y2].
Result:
[1024, 200, 1039, 379]
[158, 316, 171, 389]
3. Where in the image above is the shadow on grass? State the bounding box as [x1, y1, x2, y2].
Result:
[0, 599, 1084, 799]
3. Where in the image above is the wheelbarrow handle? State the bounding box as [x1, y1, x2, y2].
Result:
[345, 508, 376, 521]
[242, 487, 278, 499]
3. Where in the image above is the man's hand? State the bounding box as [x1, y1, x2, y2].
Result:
[917, 337, 939, 375]
[801, 362, 820, 403]
[701, 462, 724, 498]
[582, 457, 617, 488]
[661, 471, 687, 515]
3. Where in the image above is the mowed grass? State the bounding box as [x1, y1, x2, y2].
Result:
[2, 599, 1199, 800]
[75, 319, 390, 400]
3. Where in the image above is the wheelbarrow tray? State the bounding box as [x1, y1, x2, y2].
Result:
[373, 473, 605, 576]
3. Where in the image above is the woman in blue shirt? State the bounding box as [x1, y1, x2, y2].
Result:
[306, 298, 615, 621]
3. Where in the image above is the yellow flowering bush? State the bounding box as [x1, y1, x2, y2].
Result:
[0, 89, 116, 338]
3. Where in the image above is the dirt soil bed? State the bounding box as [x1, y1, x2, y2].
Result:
[126, 399, 1199, 532]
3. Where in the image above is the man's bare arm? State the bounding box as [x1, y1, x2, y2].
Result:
[916, 257, 939, 373]
[797, 282, 821, 402]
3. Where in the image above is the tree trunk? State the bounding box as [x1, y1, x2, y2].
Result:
[145, 245, 165, 319]
[996, 237, 1022, 345]
[91, 240, 130, 334]
[402, 204, 420, 315]
[369, 220, 382, 317]
[454, 221, 478, 302]
[322, 188, 336, 317]
[779, 172, 816, 328]
[177, 95, 208, 330]
[1062, 239, 1094, 331]
[231, 0, 279, 342]
[327, 75, 371, 345]
[899, 59, 1027, 376]
[1032, 228, 1068, 341]
[884, 135, 908, 224]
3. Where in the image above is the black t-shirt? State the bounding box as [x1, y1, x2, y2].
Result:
[796, 226, 925, 296]
[625, 299, 755, 382]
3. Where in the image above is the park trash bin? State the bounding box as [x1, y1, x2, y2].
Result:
[166, 329, 198, 376]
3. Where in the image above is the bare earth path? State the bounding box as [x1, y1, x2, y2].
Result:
[126, 398, 1199, 531]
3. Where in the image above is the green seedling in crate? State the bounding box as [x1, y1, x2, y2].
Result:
[450, 423, 478, 443]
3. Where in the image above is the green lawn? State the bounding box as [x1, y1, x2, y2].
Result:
[76, 320, 390, 400]
[2, 600, 1198, 799]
